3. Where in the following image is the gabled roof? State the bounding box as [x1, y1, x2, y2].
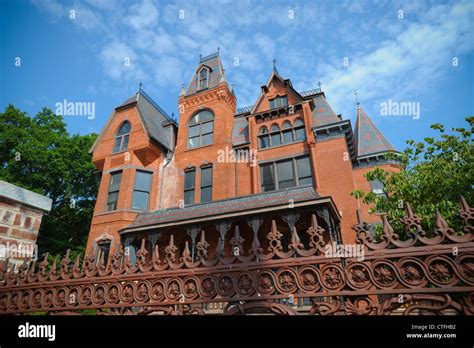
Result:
[354, 106, 395, 157]
[89, 88, 176, 153]
[186, 51, 225, 95]
[251, 69, 304, 114]
[311, 93, 341, 128]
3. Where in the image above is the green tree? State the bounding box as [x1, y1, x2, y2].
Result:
[352, 117, 473, 236]
[0, 104, 99, 255]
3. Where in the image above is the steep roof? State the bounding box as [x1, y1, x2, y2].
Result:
[311, 94, 341, 128]
[186, 51, 225, 95]
[89, 88, 176, 153]
[354, 106, 395, 157]
[251, 68, 304, 114]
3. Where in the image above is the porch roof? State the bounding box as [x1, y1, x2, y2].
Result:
[120, 186, 340, 234]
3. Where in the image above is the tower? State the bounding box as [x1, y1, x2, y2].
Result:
[160, 50, 237, 208]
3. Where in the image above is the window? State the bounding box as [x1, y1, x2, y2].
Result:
[296, 156, 312, 185]
[270, 124, 281, 146]
[277, 160, 295, 189]
[294, 118, 305, 141]
[259, 119, 306, 149]
[282, 121, 293, 143]
[106, 171, 122, 211]
[188, 110, 214, 148]
[269, 95, 288, 109]
[260, 163, 275, 192]
[370, 180, 386, 197]
[200, 166, 213, 203]
[199, 68, 209, 89]
[113, 121, 131, 153]
[258, 127, 270, 149]
[127, 239, 141, 266]
[260, 156, 313, 192]
[132, 171, 152, 210]
[97, 240, 111, 265]
[184, 169, 196, 205]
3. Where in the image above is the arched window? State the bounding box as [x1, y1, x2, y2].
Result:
[294, 118, 305, 141]
[270, 124, 281, 146]
[282, 121, 293, 143]
[113, 121, 131, 153]
[258, 126, 270, 149]
[199, 67, 209, 89]
[188, 110, 214, 148]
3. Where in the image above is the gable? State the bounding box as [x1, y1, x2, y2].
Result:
[252, 75, 303, 114]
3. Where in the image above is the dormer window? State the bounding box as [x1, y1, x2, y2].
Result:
[199, 67, 209, 89]
[113, 121, 131, 153]
[269, 95, 288, 109]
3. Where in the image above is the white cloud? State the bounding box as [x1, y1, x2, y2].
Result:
[318, 1, 474, 119]
[31, 0, 64, 19]
[124, 0, 159, 30]
[100, 41, 144, 81]
[31, 0, 474, 117]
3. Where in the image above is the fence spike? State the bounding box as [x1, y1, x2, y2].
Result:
[311, 214, 318, 228]
[183, 240, 190, 259]
[382, 214, 395, 236]
[73, 254, 81, 272]
[460, 195, 470, 212]
[435, 210, 450, 230]
[405, 202, 415, 218]
[50, 258, 57, 275]
[153, 244, 160, 261]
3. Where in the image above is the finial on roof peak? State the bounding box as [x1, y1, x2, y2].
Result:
[217, 46, 220, 55]
[179, 83, 186, 97]
[272, 58, 278, 73]
[354, 90, 360, 108]
[138, 82, 143, 92]
[231, 83, 235, 96]
[317, 81, 322, 92]
[219, 68, 227, 83]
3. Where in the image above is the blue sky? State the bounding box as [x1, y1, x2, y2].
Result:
[1, 0, 473, 151]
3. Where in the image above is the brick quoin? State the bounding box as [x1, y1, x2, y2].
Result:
[85, 52, 401, 255]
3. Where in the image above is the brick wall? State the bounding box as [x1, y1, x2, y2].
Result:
[0, 187, 51, 267]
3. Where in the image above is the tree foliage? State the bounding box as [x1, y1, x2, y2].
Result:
[352, 117, 473, 235]
[0, 104, 99, 255]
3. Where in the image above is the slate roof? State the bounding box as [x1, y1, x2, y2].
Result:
[231, 116, 249, 146]
[115, 89, 176, 151]
[186, 52, 225, 95]
[354, 106, 395, 157]
[311, 94, 341, 128]
[124, 186, 321, 231]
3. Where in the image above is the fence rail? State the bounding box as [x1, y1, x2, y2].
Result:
[1, 198, 473, 315]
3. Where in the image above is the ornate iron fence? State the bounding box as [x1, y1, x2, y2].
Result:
[0, 198, 473, 315]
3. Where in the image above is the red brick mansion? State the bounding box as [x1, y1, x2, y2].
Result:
[85, 51, 401, 263]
